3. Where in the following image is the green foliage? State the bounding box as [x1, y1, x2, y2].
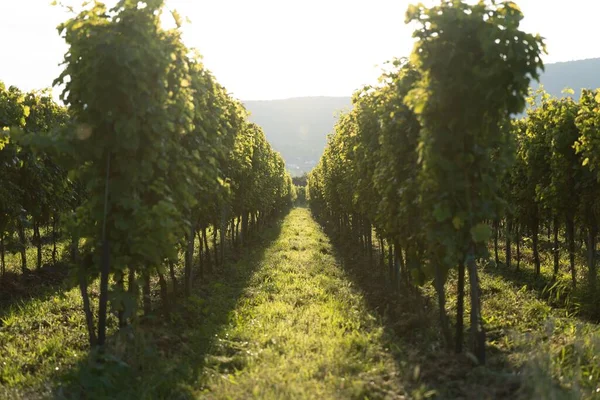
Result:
[55, 0, 192, 278]
[308, 0, 546, 365]
[575, 89, 600, 178]
[1, 0, 293, 347]
[406, 0, 544, 268]
[0, 83, 71, 277]
[308, 59, 423, 270]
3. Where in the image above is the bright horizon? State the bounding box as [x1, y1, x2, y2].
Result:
[1, 0, 599, 101]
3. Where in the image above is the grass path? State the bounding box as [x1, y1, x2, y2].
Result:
[3, 207, 600, 399]
[197, 207, 403, 399]
[1, 207, 406, 399]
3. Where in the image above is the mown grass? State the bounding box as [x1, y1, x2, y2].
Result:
[326, 222, 600, 399]
[194, 207, 406, 399]
[3, 209, 600, 399]
[1, 217, 283, 399]
[487, 235, 600, 321]
[2, 208, 411, 399]
[1, 229, 73, 314]
[1, 235, 90, 399]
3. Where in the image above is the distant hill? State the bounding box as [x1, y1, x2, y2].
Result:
[532, 57, 600, 99]
[244, 58, 600, 176]
[244, 96, 351, 176]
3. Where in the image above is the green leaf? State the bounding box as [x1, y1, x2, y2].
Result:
[470, 223, 492, 243]
[452, 216, 463, 230]
[0, 128, 9, 150]
[561, 87, 574, 95]
[433, 204, 451, 222]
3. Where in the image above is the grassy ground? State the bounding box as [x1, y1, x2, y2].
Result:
[1, 229, 72, 313]
[0, 208, 413, 399]
[194, 207, 405, 399]
[487, 234, 600, 321]
[2, 208, 600, 399]
[327, 224, 600, 399]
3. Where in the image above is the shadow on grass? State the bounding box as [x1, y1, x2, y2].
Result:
[0, 262, 76, 318]
[51, 214, 287, 400]
[484, 261, 555, 295]
[318, 221, 521, 400]
[482, 259, 600, 322]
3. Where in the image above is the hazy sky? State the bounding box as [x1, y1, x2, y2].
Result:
[1, 0, 598, 100]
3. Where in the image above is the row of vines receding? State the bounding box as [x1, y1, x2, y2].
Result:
[0, 0, 295, 348]
[306, 0, 600, 366]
